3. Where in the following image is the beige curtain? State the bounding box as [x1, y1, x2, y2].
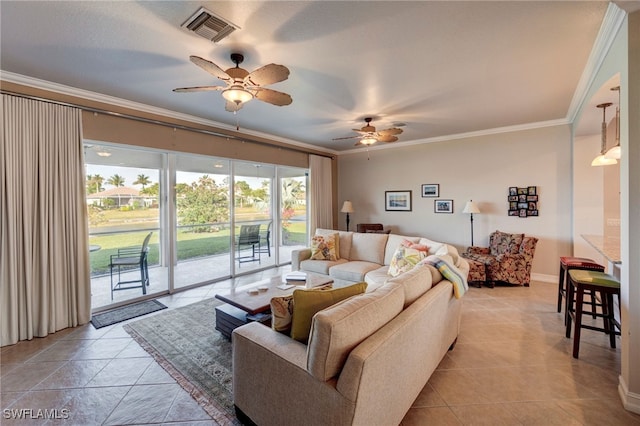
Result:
[1, 94, 91, 347]
[309, 154, 333, 232]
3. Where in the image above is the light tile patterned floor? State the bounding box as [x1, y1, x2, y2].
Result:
[2, 272, 639, 425]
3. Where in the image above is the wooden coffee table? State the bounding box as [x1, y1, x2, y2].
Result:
[214, 272, 333, 339]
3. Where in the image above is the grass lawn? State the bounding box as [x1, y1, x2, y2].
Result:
[89, 222, 307, 275]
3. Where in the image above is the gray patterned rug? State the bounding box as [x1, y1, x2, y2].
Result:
[91, 299, 167, 329]
[123, 298, 239, 425]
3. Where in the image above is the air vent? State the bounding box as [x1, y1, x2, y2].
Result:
[181, 7, 239, 43]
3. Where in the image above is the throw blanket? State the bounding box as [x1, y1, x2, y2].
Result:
[421, 255, 468, 299]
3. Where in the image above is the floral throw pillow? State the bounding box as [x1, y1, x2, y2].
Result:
[388, 246, 428, 277]
[310, 233, 339, 261]
[270, 283, 333, 334]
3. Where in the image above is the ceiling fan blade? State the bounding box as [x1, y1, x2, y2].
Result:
[332, 135, 360, 141]
[253, 88, 292, 106]
[225, 101, 244, 113]
[173, 86, 225, 92]
[378, 127, 403, 136]
[245, 64, 290, 86]
[378, 135, 399, 143]
[190, 56, 231, 82]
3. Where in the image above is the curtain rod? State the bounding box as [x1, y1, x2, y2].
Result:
[1, 89, 334, 159]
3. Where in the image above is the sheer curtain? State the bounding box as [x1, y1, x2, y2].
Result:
[1, 94, 91, 346]
[309, 154, 333, 232]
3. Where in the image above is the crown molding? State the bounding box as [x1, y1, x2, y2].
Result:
[339, 118, 570, 155]
[0, 71, 338, 156]
[566, 3, 627, 124]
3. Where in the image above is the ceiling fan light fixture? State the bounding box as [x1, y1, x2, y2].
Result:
[96, 150, 112, 157]
[222, 85, 253, 104]
[360, 136, 377, 146]
[591, 154, 617, 166]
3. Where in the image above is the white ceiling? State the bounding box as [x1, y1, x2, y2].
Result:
[0, 1, 627, 153]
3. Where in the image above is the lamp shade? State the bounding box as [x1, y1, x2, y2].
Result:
[341, 200, 354, 213]
[221, 85, 253, 104]
[604, 145, 621, 160]
[462, 200, 480, 214]
[591, 154, 617, 166]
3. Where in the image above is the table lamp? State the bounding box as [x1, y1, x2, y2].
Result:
[341, 200, 354, 231]
[462, 200, 481, 246]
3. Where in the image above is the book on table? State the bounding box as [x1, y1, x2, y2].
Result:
[285, 271, 307, 281]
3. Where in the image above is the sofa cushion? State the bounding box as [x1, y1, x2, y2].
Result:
[329, 261, 382, 283]
[307, 281, 404, 381]
[387, 263, 433, 308]
[388, 246, 427, 277]
[350, 232, 388, 264]
[290, 282, 367, 343]
[310, 233, 339, 260]
[384, 234, 421, 265]
[316, 228, 354, 260]
[364, 266, 389, 291]
[300, 258, 348, 275]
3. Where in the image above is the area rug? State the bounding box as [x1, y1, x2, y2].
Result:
[91, 299, 167, 329]
[123, 298, 239, 426]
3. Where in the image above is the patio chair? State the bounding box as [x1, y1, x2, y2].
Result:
[109, 231, 152, 300]
[237, 224, 261, 266]
[258, 220, 272, 257]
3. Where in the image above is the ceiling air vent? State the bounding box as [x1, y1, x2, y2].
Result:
[181, 7, 239, 43]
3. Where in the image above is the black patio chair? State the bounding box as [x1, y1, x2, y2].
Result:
[258, 220, 272, 257]
[109, 231, 152, 300]
[237, 224, 261, 266]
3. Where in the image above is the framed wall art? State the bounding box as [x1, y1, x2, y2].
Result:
[385, 190, 412, 211]
[421, 184, 439, 197]
[508, 186, 538, 217]
[434, 199, 454, 214]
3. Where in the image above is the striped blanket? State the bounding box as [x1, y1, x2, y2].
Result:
[421, 255, 468, 299]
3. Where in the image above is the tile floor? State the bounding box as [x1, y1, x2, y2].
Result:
[2, 271, 639, 425]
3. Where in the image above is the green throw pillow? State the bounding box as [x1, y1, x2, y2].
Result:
[290, 282, 367, 343]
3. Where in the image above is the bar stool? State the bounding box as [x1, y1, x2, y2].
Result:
[557, 257, 604, 320]
[565, 269, 621, 359]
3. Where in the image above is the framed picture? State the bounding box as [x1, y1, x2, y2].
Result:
[434, 199, 454, 214]
[509, 187, 517, 196]
[421, 184, 439, 197]
[385, 190, 412, 211]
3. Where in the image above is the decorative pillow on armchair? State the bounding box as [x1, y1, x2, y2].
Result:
[388, 245, 428, 277]
[310, 233, 339, 260]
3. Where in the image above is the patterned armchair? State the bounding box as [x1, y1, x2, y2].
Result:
[462, 230, 538, 287]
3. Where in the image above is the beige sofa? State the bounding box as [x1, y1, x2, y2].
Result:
[232, 230, 468, 426]
[292, 228, 469, 291]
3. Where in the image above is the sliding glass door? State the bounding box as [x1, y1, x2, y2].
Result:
[233, 162, 275, 272]
[85, 142, 310, 310]
[174, 155, 232, 289]
[85, 143, 168, 310]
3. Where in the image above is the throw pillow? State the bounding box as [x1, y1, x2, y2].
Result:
[388, 246, 428, 277]
[310, 233, 339, 261]
[270, 283, 333, 334]
[400, 239, 429, 252]
[290, 282, 367, 343]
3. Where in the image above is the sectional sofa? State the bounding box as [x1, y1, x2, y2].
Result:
[231, 229, 469, 425]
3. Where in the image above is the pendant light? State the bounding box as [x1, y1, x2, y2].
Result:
[591, 102, 617, 166]
[604, 86, 621, 160]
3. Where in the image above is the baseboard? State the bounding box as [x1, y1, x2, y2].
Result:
[531, 273, 556, 283]
[619, 376, 640, 414]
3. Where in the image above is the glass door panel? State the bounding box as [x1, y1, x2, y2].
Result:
[233, 162, 275, 272]
[174, 155, 231, 288]
[278, 167, 308, 263]
[85, 143, 167, 310]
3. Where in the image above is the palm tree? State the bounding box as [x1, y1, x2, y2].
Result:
[133, 174, 151, 189]
[85, 174, 104, 194]
[107, 174, 125, 187]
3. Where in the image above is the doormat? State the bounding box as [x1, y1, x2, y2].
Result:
[91, 299, 167, 329]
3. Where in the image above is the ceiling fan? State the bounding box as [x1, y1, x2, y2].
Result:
[333, 117, 403, 146]
[173, 53, 292, 112]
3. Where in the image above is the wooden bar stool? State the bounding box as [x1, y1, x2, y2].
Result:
[557, 257, 604, 320]
[565, 269, 621, 359]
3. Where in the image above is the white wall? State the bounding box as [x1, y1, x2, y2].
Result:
[337, 124, 572, 278]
